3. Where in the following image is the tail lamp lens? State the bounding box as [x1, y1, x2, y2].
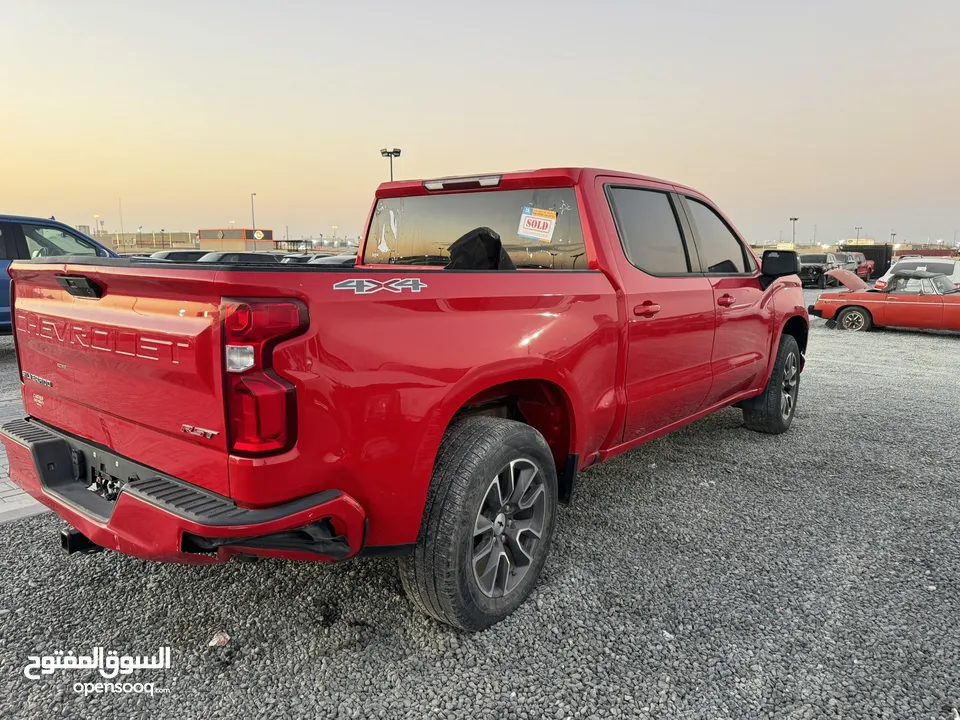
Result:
[221, 299, 307, 455]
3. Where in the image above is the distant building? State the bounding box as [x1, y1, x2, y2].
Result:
[197, 228, 274, 251]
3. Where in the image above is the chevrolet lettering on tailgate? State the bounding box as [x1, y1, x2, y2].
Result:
[15, 310, 193, 365]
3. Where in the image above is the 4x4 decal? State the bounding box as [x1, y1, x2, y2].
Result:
[333, 278, 427, 294]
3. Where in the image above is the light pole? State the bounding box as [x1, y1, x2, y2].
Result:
[789, 217, 798, 246]
[250, 193, 257, 250]
[137, 225, 142, 246]
[380, 148, 401, 181]
[93, 214, 100, 236]
[890, 231, 896, 244]
[855, 225, 862, 243]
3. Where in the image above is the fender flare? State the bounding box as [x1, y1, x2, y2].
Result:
[406, 358, 583, 504]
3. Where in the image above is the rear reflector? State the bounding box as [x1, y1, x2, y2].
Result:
[423, 175, 501, 191]
[221, 299, 308, 455]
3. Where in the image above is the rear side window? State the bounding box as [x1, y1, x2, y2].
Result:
[22, 224, 100, 258]
[0, 227, 8, 260]
[683, 198, 752, 274]
[363, 188, 586, 270]
[606, 187, 691, 274]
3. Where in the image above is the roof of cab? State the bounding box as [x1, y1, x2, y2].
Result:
[375, 167, 701, 197]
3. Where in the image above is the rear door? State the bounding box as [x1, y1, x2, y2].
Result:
[599, 181, 716, 441]
[678, 194, 774, 407]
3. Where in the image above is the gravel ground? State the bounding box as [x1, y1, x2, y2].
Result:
[0, 336, 19, 400]
[1, 295, 959, 719]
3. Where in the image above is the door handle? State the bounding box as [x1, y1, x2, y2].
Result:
[886, 296, 899, 301]
[717, 294, 736, 307]
[633, 301, 661, 317]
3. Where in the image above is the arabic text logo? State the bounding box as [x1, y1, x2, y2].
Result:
[24, 646, 171, 681]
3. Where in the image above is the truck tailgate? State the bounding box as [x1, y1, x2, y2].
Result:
[10, 262, 230, 495]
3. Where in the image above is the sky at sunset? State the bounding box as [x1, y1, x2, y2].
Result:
[3, 0, 959, 245]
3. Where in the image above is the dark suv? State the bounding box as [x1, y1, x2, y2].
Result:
[799, 253, 841, 288]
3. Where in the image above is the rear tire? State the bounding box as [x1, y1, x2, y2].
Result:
[836, 306, 873, 331]
[398, 416, 558, 632]
[742, 334, 801, 435]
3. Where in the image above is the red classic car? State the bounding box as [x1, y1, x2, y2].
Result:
[809, 268, 960, 332]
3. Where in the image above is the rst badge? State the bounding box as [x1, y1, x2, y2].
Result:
[181, 425, 218, 439]
[333, 278, 426, 294]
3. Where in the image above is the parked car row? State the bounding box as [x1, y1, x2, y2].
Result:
[146, 249, 357, 266]
[798, 251, 875, 288]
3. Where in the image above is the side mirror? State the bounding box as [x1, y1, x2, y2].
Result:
[761, 250, 800, 277]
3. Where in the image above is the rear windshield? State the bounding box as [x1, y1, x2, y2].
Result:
[894, 260, 954, 275]
[363, 188, 587, 269]
[800, 254, 826, 263]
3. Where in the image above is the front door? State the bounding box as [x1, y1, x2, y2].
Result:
[884, 277, 944, 329]
[678, 195, 774, 406]
[601, 182, 716, 441]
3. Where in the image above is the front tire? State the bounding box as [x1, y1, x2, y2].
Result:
[742, 334, 801, 434]
[817, 274, 827, 289]
[398, 416, 558, 632]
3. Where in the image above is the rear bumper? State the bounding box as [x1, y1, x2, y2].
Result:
[0, 418, 367, 564]
[807, 304, 824, 318]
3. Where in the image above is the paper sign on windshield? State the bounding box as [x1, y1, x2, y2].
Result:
[517, 206, 557, 243]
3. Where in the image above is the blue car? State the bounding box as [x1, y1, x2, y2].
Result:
[0, 215, 118, 334]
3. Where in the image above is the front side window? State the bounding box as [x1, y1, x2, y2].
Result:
[606, 187, 691, 274]
[683, 198, 751, 274]
[363, 188, 586, 270]
[888, 277, 923, 294]
[22, 224, 99, 258]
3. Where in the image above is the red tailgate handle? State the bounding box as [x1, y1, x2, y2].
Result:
[634, 301, 661, 317]
[717, 294, 736, 307]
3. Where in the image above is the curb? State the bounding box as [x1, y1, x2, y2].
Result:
[0, 500, 48, 525]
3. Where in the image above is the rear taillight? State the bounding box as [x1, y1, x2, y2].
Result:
[222, 298, 307, 455]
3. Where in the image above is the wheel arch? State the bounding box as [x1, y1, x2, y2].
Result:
[412, 360, 582, 510]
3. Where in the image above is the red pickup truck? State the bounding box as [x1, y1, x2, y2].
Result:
[1, 168, 808, 631]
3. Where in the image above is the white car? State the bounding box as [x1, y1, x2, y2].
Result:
[875, 258, 960, 290]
